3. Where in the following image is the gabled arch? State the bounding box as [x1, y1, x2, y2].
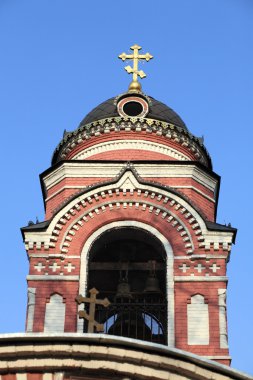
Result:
[47, 169, 208, 248]
[59, 199, 194, 254]
[23, 167, 234, 252]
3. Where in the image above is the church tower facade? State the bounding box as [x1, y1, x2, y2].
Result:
[19, 45, 238, 374]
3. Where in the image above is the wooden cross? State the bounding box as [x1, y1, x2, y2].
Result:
[119, 44, 153, 91]
[76, 288, 110, 333]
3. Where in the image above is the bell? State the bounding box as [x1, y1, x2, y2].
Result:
[115, 278, 133, 299]
[144, 274, 160, 293]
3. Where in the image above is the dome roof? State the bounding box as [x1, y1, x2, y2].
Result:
[79, 95, 188, 130]
[52, 92, 212, 168]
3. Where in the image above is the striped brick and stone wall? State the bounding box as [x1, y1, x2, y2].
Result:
[20, 92, 236, 368]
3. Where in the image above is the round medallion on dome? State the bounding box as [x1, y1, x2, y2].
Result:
[79, 95, 187, 130]
[117, 96, 149, 118]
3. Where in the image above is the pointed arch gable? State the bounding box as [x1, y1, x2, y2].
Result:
[45, 169, 206, 243]
[23, 168, 234, 253]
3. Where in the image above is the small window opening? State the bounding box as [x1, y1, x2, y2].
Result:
[123, 101, 143, 116]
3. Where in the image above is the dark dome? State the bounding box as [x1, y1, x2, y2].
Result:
[79, 95, 187, 130]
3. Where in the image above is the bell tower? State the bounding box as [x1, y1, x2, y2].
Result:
[22, 45, 236, 366]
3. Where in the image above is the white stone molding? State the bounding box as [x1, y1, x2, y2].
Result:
[25, 170, 233, 253]
[72, 139, 191, 161]
[54, 373, 64, 380]
[26, 287, 36, 332]
[59, 199, 194, 255]
[43, 375, 53, 380]
[16, 374, 27, 380]
[0, 334, 250, 379]
[56, 117, 210, 166]
[78, 221, 175, 347]
[175, 276, 227, 282]
[43, 162, 217, 192]
[27, 275, 79, 281]
[174, 254, 227, 260]
[44, 294, 66, 333]
[29, 254, 79, 258]
[218, 289, 228, 348]
[187, 294, 209, 345]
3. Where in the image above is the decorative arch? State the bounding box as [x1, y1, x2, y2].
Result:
[24, 168, 233, 253]
[59, 199, 194, 254]
[53, 117, 211, 167]
[78, 221, 175, 347]
[47, 168, 207, 237]
[72, 139, 191, 161]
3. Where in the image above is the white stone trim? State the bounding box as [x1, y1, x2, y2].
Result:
[46, 170, 208, 235]
[187, 295, 209, 345]
[0, 335, 245, 379]
[29, 254, 80, 258]
[43, 162, 217, 192]
[175, 276, 228, 282]
[78, 221, 175, 347]
[57, 118, 210, 166]
[16, 373, 27, 380]
[174, 255, 228, 259]
[218, 289, 229, 348]
[26, 287, 36, 332]
[205, 356, 232, 359]
[54, 373, 64, 380]
[25, 170, 233, 252]
[43, 375, 53, 380]
[44, 294, 66, 333]
[26, 275, 79, 281]
[59, 199, 194, 254]
[72, 139, 191, 161]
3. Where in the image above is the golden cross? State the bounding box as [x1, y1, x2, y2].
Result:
[119, 44, 153, 92]
[76, 288, 110, 333]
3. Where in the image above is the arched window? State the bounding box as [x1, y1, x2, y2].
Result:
[85, 227, 167, 344]
[44, 294, 66, 332]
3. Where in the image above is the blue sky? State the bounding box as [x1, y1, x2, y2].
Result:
[0, 0, 252, 375]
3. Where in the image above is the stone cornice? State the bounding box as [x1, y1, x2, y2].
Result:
[0, 333, 250, 379]
[42, 162, 218, 192]
[51, 117, 212, 168]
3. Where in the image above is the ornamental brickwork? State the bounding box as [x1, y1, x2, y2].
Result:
[21, 89, 236, 368]
[1, 45, 250, 380]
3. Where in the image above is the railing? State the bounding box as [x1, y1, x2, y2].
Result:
[84, 294, 167, 345]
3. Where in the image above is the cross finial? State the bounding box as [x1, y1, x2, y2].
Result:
[76, 288, 110, 333]
[119, 44, 153, 92]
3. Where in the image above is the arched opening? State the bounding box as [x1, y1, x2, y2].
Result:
[86, 227, 167, 344]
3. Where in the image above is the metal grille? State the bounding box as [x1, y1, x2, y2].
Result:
[84, 294, 167, 345]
